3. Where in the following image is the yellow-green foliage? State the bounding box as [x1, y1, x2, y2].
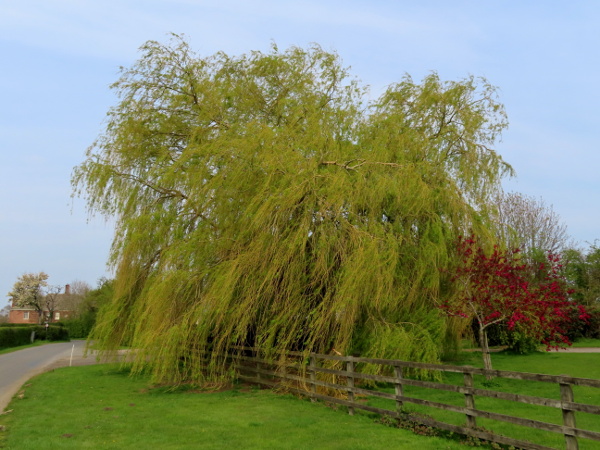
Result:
[73, 35, 512, 384]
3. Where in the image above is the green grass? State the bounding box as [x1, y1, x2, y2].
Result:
[571, 338, 600, 348]
[0, 364, 467, 450]
[366, 351, 600, 450]
[3, 350, 600, 449]
[0, 341, 52, 355]
[460, 337, 600, 350]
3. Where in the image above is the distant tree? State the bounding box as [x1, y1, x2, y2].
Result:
[73, 36, 513, 384]
[493, 192, 570, 265]
[43, 285, 63, 323]
[80, 278, 114, 316]
[584, 245, 600, 306]
[0, 304, 10, 323]
[441, 236, 586, 374]
[58, 280, 92, 313]
[69, 280, 92, 298]
[564, 243, 600, 307]
[61, 278, 114, 338]
[7, 272, 49, 323]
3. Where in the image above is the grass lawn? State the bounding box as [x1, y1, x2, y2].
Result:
[570, 338, 600, 348]
[368, 350, 600, 450]
[0, 364, 468, 450]
[3, 348, 600, 449]
[460, 337, 600, 351]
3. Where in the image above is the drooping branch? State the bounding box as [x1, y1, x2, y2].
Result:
[320, 159, 408, 171]
[111, 169, 189, 200]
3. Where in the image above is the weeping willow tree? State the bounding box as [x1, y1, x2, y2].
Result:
[73, 35, 513, 384]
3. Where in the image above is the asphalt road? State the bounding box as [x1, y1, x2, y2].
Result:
[0, 340, 96, 412]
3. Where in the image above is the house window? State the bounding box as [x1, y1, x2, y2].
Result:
[55, 312, 60, 321]
[23, 312, 29, 320]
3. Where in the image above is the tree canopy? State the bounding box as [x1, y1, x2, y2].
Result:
[564, 243, 600, 307]
[492, 191, 570, 264]
[441, 236, 582, 374]
[73, 36, 513, 384]
[7, 272, 49, 323]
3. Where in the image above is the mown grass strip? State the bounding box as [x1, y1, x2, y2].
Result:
[366, 351, 600, 449]
[0, 364, 469, 449]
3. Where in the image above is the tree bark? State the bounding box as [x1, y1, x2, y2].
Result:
[478, 324, 493, 379]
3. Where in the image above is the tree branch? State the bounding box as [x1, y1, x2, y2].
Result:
[320, 159, 407, 171]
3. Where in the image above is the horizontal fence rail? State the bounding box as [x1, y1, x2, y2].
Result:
[221, 347, 600, 450]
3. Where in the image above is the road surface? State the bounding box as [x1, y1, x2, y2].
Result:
[0, 340, 98, 412]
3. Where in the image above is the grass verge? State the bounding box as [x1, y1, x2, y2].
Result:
[570, 338, 600, 348]
[0, 341, 56, 356]
[0, 364, 470, 450]
[3, 348, 600, 449]
[368, 350, 600, 449]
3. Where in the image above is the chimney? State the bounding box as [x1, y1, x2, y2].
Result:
[65, 284, 71, 295]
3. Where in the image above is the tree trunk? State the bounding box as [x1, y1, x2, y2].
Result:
[478, 324, 493, 379]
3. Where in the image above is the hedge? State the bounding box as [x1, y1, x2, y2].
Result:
[0, 327, 34, 349]
[0, 322, 66, 328]
[59, 313, 96, 339]
[0, 325, 69, 349]
[34, 325, 69, 341]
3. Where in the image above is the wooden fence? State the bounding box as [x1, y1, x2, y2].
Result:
[224, 349, 600, 450]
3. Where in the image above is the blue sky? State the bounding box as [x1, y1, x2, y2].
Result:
[1, 1, 599, 303]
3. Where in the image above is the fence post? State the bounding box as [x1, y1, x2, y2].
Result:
[255, 349, 261, 382]
[309, 354, 317, 402]
[463, 369, 477, 429]
[394, 365, 404, 413]
[560, 379, 578, 450]
[280, 357, 287, 384]
[346, 359, 355, 416]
